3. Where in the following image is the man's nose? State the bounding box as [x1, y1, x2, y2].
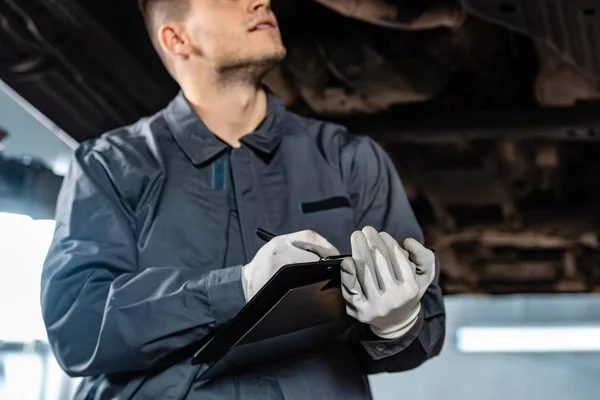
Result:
[248, 0, 271, 13]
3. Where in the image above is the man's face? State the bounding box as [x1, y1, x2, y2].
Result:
[183, 0, 287, 71]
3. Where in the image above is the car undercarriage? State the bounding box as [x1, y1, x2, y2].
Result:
[1, 0, 600, 294]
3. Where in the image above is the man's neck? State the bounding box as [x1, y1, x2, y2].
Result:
[181, 73, 268, 148]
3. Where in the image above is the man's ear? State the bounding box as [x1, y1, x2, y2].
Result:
[158, 23, 191, 58]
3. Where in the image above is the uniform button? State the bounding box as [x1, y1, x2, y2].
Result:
[375, 344, 387, 352]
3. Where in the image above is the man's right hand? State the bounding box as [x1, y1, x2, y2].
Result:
[242, 230, 339, 301]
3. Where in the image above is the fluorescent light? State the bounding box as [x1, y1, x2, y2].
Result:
[456, 326, 600, 353]
[51, 156, 71, 176]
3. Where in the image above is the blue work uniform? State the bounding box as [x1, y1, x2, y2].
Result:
[40, 90, 446, 400]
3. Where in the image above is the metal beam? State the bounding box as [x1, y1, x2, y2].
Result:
[335, 102, 600, 143]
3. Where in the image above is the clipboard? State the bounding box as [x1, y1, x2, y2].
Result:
[190, 257, 352, 381]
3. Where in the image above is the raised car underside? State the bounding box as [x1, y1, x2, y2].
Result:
[1, 0, 600, 294]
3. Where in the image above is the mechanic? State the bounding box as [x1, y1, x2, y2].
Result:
[40, 0, 445, 399]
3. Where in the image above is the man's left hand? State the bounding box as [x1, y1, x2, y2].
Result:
[341, 226, 435, 339]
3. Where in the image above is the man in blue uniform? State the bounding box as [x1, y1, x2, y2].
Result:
[40, 0, 445, 398]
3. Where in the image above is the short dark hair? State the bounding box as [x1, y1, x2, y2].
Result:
[138, 0, 190, 61]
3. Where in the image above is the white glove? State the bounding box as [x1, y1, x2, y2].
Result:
[340, 226, 436, 339]
[242, 230, 339, 301]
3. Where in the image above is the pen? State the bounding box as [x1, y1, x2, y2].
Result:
[256, 227, 276, 242]
[255, 228, 352, 260]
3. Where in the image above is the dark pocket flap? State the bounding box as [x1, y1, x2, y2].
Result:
[301, 196, 351, 214]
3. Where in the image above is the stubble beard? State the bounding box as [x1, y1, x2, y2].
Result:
[217, 47, 287, 86]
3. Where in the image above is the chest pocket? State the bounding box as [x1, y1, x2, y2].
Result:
[300, 196, 351, 214]
[298, 196, 356, 252]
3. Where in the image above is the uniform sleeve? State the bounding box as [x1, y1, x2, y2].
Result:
[40, 144, 246, 377]
[340, 133, 446, 374]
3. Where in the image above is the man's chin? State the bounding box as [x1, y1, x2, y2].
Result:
[219, 48, 286, 82]
[219, 49, 286, 72]
[262, 48, 287, 66]
[250, 51, 286, 80]
[254, 44, 287, 63]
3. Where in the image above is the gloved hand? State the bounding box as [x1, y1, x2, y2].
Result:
[242, 230, 339, 301]
[340, 226, 435, 339]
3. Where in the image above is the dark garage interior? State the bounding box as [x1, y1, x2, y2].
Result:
[1, 0, 600, 398]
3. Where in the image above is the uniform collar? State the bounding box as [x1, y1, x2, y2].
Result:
[164, 88, 286, 165]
